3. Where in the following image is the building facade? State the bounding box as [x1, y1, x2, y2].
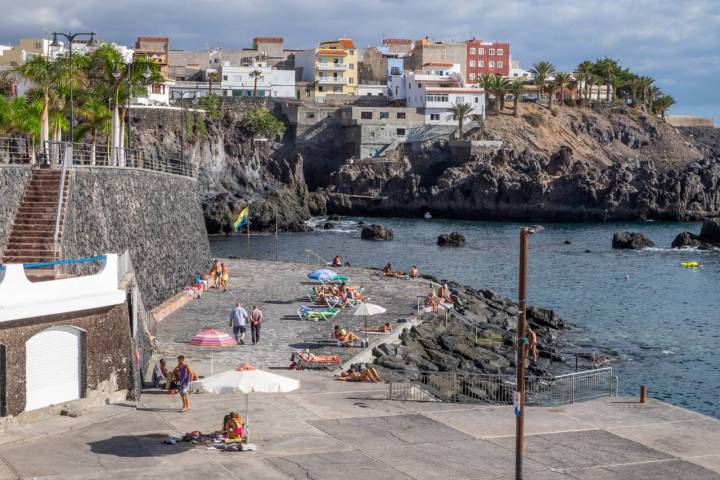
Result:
[465, 39, 510, 82]
[406, 37, 467, 76]
[220, 61, 295, 98]
[134, 36, 172, 105]
[295, 38, 359, 98]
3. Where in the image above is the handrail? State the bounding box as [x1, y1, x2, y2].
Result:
[23, 255, 107, 269]
[53, 144, 72, 246]
[304, 249, 330, 265]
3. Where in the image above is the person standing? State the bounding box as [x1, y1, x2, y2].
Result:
[173, 355, 194, 412]
[220, 263, 230, 292]
[250, 304, 263, 345]
[229, 302, 248, 345]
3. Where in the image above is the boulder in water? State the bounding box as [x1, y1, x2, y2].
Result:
[672, 218, 720, 249]
[699, 218, 720, 245]
[671, 232, 702, 249]
[612, 231, 654, 249]
[361, 224, 394, 241]
[327, 214, 340, 221]
[564, 240, 571, 245]
[437, 232, 466, 247]
[323, 222, 335, 230]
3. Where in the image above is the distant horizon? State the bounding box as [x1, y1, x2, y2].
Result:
[1, 0, 717, 120]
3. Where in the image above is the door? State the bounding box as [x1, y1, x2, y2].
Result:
[25, 327, 82, 411]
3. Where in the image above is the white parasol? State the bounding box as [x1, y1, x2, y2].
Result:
[352, 302, 387, 343]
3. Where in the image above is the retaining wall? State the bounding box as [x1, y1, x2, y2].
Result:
[0, 165, 32, 258]
[61, 167, 211, 309]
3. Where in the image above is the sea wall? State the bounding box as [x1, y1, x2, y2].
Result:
[0, 165, 32, 258]
[61, 167, 211, 309]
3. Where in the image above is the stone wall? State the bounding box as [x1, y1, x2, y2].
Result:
[61, 167, 211, 309]
[0, 165, 32, 257]
[0, 304, 132, 417]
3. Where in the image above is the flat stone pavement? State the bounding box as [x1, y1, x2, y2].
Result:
[0, 370, 718, 479]
[156, 259, 431, 372]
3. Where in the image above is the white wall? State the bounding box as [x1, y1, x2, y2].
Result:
[358, 84, 387, 96]
[221, 66, 296, 98]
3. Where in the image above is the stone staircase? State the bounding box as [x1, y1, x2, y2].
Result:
[1, 168, 68, 265]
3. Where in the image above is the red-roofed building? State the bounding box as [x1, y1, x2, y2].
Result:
[465, 38, 510, 81]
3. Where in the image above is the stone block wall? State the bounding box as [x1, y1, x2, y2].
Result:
[0, 165, 32, 257]
[61, 167, 211, 309]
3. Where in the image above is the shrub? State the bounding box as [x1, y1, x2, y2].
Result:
[240, 107, 286, 140]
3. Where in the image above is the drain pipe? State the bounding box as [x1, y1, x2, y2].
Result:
[53, 144, 72, 248]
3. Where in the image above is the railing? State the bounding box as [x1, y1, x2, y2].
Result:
[0, 137, 33, 164]
[316, 77, 349, 85]
[387, 367, 616, 406]
[316, 62, 348, 70]
[304, 249, 330, 265]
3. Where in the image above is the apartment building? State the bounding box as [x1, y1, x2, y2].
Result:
[465, 38, 510, 81]
[220, 60, 295, 98]
[406, 37, 467, 76]
[295, 38, 359, 98]
[134, 36, 172, 104]
[0, 38, 52, 67]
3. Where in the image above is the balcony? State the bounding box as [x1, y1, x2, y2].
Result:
[316, 77, 349, 85]
[316, 62, 348, 71]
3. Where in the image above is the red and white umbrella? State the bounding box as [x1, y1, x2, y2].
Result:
[189, 328, 236, 375]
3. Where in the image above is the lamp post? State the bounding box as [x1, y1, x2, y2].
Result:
[515, 225, 544, 480]
[50, 32, 97, 142]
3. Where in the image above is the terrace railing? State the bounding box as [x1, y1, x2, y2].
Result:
[0, 137, 33, 164]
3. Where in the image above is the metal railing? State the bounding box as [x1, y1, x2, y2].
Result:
[0, 137, 33, 164]
[304, 249, 330, 265]
[387, 367, 616, 406]
[316, 77, 349, 85]
[316, 63, 349, 70]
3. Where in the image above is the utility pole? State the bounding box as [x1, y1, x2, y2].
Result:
[515, 225, 543, 480]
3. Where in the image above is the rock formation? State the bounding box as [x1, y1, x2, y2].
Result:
[437, 232, 466, 246]
[672, 218, 720, 249]
[360, 224, 394, 241]
[612, 231, 654, 250]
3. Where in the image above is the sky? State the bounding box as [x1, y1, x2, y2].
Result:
[1, 0, 719, 120]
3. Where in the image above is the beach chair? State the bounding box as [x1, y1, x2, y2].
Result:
[296, 305, 340, 321]
[321, 275, 350, 284]
[292, 352, 341, 370]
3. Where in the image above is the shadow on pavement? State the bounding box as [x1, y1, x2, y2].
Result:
[88, 435, 193, 457]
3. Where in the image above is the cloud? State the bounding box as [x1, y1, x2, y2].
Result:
[1, 0, 718, 117]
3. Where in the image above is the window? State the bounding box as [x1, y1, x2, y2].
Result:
[222, 75, 228, 81]
[497, 48, 504, 56]
[469, 73, 475, 80]
[361, 111, 373, 119]
[318, 86, 324, 92]
[497, 61, 503, 68]
[430, 113, 440, 121]
[348, 77, 353, 84]
[395, 86, 399, 94]
[489, 61, 495, 68]
[333, 86, 342, 92]
[397, 112, 406, 119]
[489, 48, 495, 55]
[35, 42, 42, 49]
[349, 50, 354, 55]
[417, 83, 422, 88]
[349, 63, 354, 69]
[305, 112, 315, 119]
[469, 47, 476, 54]
[469, 60, 476, 67]
[478, 48, 484, 55]
[152, 84, 162, 94]
[456, 96, 465, 103]
[390, 66, 401, 76]
[396, 128, 406, 136]
[380, 111, 389, 119]
[426, 94, 449, 103]
[475, 97, 479, 103]
[479, 61, 484, 67]
[305, 90, 311, 97]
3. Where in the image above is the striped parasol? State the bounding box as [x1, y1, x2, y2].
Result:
[189, 328, 237, 375]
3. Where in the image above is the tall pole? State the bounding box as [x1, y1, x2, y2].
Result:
[515, 227, 529, 480]
[274, 208, 279, 262]
[246, 213, 251, 259]
[68, 38, 73, 143]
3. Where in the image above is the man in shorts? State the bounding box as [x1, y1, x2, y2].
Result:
[229, 302, 248, 344]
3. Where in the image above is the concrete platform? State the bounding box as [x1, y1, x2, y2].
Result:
[0, 370, 718, 479]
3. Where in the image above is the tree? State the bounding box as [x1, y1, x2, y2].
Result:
[530, 61, 556, 107]
[75, 99, 111, 164]
[208, 70, 218, 96]
[449, 101, 473, 139]
[508, 79, 526, 117]
[240, 107, 285, 139]
[575, 61, 594, 104]
[652, 94, 675, 119]
[492, 76, 511, 112]
[0, 96, 41, 161]
[546, 81, 558, 108]
[249, 70, 264, 97]
[638, 76, 655, 111]
[554, 72, 572, 106]
[477, 74, 494, 112]
[13, 54, 65, 144]
[594, 57, 620, 102]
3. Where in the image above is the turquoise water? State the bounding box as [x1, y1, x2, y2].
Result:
[210, 217, 720, 418]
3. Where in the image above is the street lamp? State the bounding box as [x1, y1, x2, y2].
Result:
[51, 31, 97, 142]
[515, 225, 544, 480]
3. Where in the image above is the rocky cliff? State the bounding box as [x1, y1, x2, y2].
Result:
[316, 104, 720, 222]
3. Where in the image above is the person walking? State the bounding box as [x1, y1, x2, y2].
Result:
[250, 304, 263, 345]
[173, 355, 194, 412]
[229, 302, 248, 345]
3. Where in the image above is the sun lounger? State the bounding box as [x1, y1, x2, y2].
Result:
[296, 305, 340, 321]
[292, 352, 341, 370]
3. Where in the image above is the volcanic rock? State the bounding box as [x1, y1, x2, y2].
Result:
[360, 224, 394, 241]
[437, 232, 466, 246]
[612, 231, 654, 249]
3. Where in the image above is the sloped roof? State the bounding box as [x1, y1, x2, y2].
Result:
[253, 37, 283, 43]
[317, 49, 347, 55]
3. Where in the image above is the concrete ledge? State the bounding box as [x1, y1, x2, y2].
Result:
[150, 290, 198, 323]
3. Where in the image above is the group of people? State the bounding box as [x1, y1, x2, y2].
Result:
[208, 260, 231, 292]
[382, 263, 419, 278]
[424, 284, 455, 313]
[222, 412, 245, 441]
[152, 355, 196, 412]
[313, 282, 367, 308]
[229, 303, 263, 345]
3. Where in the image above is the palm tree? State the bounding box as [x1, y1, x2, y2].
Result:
[449, 102, 473, 139]
[638, 76, 655, 111]
[554, 72, 572, 106]
[595, 58, 619, 102]
[575, 61, 594, 104]
[477, 74, 494, 112]
[208, 70, 218, 97]
[76, 99, 111, 165]
[493, 76, 511, 112]
[530, 61, 556, 107]
[13, 54, 64, 144]
[652, 94, 675, 119]
[0, 96, 41, 161]
[508, 79, 526, 117]
[546, 81, 558, 108]
[249, 70, 264, 97]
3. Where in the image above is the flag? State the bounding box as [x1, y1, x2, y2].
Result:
[233, 207, 249, 231]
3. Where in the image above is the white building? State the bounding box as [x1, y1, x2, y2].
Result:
[358, 84, 387, 97]
[220, 60, 295, 98]
[509, 59, 532, 79]
[401, 63, 485, 125]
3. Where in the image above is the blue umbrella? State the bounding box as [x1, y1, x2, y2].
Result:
[307, 269, 339, 281]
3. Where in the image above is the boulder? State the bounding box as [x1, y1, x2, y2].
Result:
[327, 214, 340, 221]
[360, 224, 394, 241]
[323, 222, 335, 230]
[699, 218, 720, 244]
[612, 231, 654, 249]
[671, 219, 720, 249]
[671, 232, 702, 249]
[437, 231, 466, 246]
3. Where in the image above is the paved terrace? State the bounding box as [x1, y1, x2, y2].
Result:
[156, 259, 431, 370]
[0, 371, 718, 479]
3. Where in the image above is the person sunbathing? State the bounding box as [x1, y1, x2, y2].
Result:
[382, 263, 404, 277]
[425, 290, 440, 313]
[297, 351, 339, 363]
[437, 284, 454, 304]
[336, 367, 381, 382]
[333, 325, 359, 345]
[409, 266, 419, 278]
[332, 255, 342, 267]
[365, 322, 392, 333]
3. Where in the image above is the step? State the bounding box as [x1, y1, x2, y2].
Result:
[6, 239, 54, 248]
[11, 223, 60, 231]
[1, 256, 57, 265]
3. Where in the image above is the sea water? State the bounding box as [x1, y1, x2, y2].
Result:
[210, 217, 720, 418]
